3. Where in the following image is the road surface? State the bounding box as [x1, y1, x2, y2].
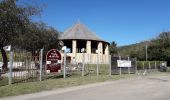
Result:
[1, 74, 170, 100]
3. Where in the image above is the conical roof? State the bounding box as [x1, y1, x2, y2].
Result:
[59, 22, 106, 42]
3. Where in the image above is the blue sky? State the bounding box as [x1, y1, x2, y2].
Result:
[31, 0, 170, 46]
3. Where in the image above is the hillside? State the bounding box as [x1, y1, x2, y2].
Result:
[117, 32, 170, 65]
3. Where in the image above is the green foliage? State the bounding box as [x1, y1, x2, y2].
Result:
[109, 41, 117, 55]
[0, 0, 59, 70]
[16, 22, 59, 51]
[118, 41, 147, 60]
[0, 0, 40, 48]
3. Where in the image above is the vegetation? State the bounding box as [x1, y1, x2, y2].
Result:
[118, 32, 170, 66]
[0, 0, 60, 71]
[109, 41, 118, 55]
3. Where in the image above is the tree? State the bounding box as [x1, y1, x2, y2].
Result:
[146, 31, 170, 64]
[109, 41, 117, 55]
[17, 22, 59, 52]
[0, 0, 40, 71]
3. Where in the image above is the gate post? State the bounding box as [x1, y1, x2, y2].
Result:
[8, 51, 13, 85]
[63, 47, 67, 79]
[39, 49, 43, 81]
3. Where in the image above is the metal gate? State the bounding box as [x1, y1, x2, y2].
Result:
[11, 51, 40, 83]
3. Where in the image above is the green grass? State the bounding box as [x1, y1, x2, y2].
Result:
[0, 77, 8, 86]
[0, 74, 134, 97]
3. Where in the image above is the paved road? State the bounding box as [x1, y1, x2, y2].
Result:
[1, 75, 170, 100]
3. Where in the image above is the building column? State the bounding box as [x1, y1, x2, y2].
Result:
[104, 44, 109, 55]
[97, 42, 103, 54]
[72, 40, 77, 57]
[97, 42, 103, 64]
[86, 41, 91, 54]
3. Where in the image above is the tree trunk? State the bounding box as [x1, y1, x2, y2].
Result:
[1, 48, 8, 71]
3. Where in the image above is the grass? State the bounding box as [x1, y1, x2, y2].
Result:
[0, 74, 134, 97]
[0, 77, 8, 86]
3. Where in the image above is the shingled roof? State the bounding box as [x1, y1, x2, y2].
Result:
[59, 22, 107, 42]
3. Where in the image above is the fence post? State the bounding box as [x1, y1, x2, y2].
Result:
[128, 57, 130, 74]
[142, 62, 145, 70]
[109, 55, 112, 76]
[96, 53, 99, 77]
[149, 61, 151, 71]
[82, 53, 85, 76]
[155, 61, 157, 70]
[39, 49, 43, 81]
[8, 51, 13, 85]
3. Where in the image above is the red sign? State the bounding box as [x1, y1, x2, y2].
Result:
[46, 49, 61, 73]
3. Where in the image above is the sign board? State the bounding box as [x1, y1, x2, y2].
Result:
[3, 45, 11, 51]
[46, 49, 61, 73]
[117, 60, 132, 67]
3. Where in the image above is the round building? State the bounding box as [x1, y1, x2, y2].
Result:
[59, 22, 110, 64]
